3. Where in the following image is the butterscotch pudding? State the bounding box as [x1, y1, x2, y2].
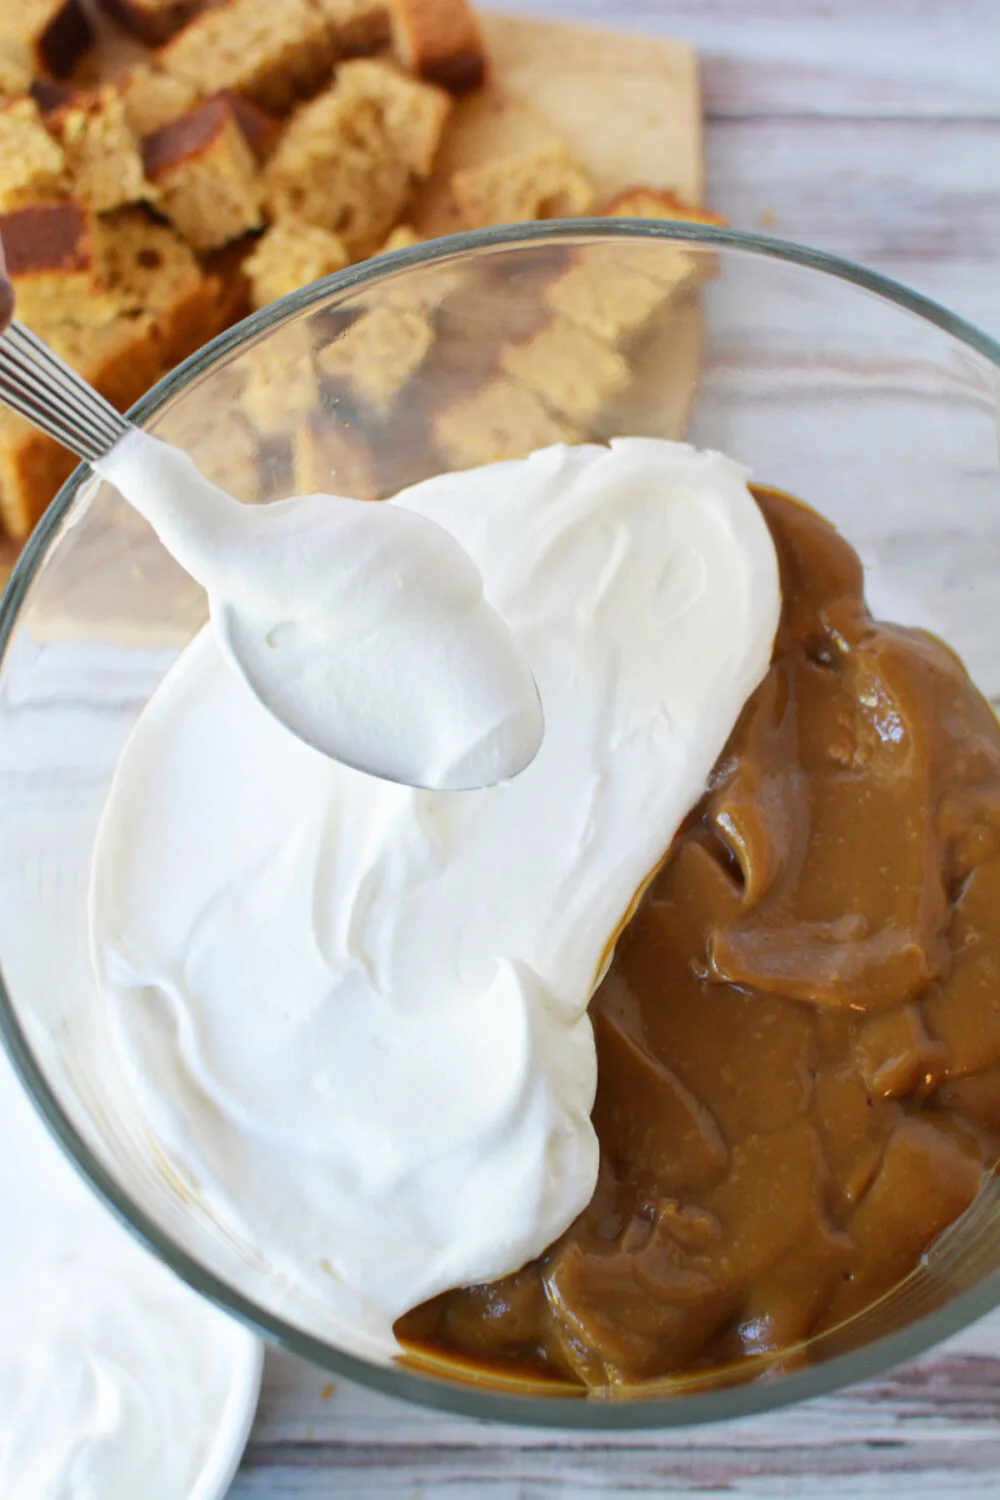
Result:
[400, 487, 1000, 1387]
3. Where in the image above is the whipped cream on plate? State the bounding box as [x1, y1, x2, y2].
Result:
[89, 438, 781, 1362]
[0, 1046, 260, 1500]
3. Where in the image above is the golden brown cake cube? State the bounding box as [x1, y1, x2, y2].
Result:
[47, 87, 152, 213]
[245, 218, 349, 310]
[95, 208, 223, 364]
[0, 201, 118, 326]
[118, 65, 198, 139]
[2, 0, 93, 78]
[316, 305, 433, 412]
[388, 0, 485, 93]
[241, 323, 319, 435]
[263, 90, 409, 258]
[312, 0, 390, 57]
[213, 89, 281, 162]
[335, 59, 451, 179]
[143, 96, 263, 250]
[159, 0, 335, 113]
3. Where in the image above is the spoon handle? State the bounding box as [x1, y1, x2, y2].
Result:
[0, 320, 131, 463]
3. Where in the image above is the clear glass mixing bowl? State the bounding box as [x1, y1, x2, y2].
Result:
[2, 223, 1000, 1428]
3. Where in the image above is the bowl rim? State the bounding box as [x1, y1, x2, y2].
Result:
[191, 1327, 263, 1500]
[3, 219, 1000, 1429]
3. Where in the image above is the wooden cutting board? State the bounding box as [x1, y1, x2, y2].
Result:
[3, 12, 705, 615]
[413, 12, 703, 236]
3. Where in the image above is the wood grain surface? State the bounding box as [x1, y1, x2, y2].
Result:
[229, 3, 1000, 1495]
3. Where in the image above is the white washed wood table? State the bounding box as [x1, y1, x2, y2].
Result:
[231, 3, 1000, 1495]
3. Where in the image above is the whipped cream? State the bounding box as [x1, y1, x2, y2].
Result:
[89, 439, 781, 1362]
[94, 432, 543, 789]
[0, 1046, 259, 1499]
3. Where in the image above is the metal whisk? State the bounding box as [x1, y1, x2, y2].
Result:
[0, 319, 132, 463]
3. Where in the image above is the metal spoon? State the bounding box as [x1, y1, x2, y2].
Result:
[0, 318, 543, 791]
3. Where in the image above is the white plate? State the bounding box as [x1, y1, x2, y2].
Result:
[191, 1325, 263, 1500]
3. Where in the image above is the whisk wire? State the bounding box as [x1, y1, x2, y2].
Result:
[0, 320, 131, 463]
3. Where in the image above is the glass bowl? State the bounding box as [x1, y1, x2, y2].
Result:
[2, 222, 1000, 1429]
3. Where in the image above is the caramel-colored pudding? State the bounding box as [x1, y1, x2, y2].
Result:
[397, 487, 1000, 1389]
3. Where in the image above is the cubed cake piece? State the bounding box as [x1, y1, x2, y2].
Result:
[213, 89, 281, 161]
[1, 0, 93, 77]
[336, 59, 451, 179]
[312, 0, 390, 57]
[118, 65, 198, 138]
[452, 146, 594, 230]
[0, 98, 66, 211]
[0, 201, 120, 326]
[159, 0, 335, 113]
[292, 415, 378, 500]
[100, 0, 205, 45]
[241, 323, 319, 435]
[245, 217, 349, 310]
[47, 86, 152, 212]
[545, 257, 675, 345]
[263, 90, 410, 257]
[388, 0, 485, 93]
[500, 318, 631, 426]
[433, 377, 579, 470]
[0, 37, 32, 101]
[95, 208, 222, 362]
[143, 96, 263, 250]
[317, 304, 433, 412]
